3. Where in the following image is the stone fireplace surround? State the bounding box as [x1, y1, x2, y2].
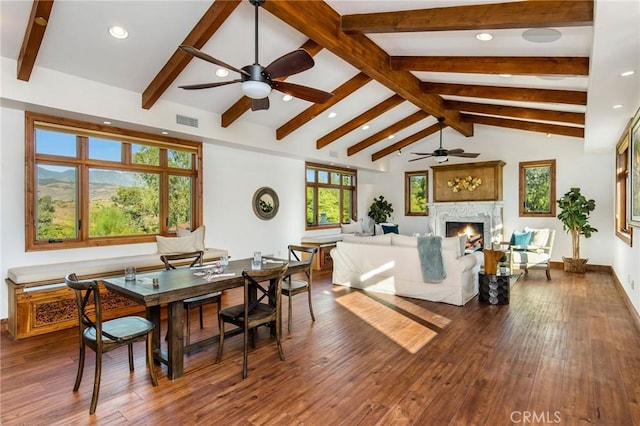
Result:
[428, 201, 504, 247]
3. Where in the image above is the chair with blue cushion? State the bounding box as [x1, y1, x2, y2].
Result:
[507, 228, 556, 280]
[65, 273, 158, 414]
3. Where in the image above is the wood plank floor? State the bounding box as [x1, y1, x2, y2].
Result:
[2, 269, 640, 425]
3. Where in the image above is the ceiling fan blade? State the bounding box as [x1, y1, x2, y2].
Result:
[271, 81, 333, 104]
[411, 152, 434, 156]
[264, 49, 314, 79]
[409, 156, 432, 162]
[178, 80, 241, 90]
[179, 45, 250, 77]
[251, 97, 270, 111]
[447, 148, 464, 155]
[450, 152, 481, 158]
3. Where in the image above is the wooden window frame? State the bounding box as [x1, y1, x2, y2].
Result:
[519, 159, 556, 217]
[25, 112, 203, 251]
[405, 170, 429, 216]
[615, 122, 633, 245]
[305, 162, 357, 230]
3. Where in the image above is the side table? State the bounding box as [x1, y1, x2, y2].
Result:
[478, 272, 510, 305]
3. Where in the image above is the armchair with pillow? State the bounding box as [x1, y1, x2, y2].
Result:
[502, 227, 556, 280]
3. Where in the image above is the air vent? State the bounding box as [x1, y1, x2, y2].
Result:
[176, 114, 198, 128]
[329, 150, 338, 158]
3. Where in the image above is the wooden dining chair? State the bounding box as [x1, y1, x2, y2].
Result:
[283, 245, 317, 333]
[160, 251, 222, 346]
[216, 263, 289, 379]
[65, 273, 158, 415]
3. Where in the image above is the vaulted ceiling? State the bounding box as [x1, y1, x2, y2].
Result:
[2, 0, 639, 164]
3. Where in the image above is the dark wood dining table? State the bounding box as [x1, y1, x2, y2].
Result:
[102, 257, 303, 380]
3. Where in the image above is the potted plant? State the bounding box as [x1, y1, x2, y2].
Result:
[368, 196, 393, 234]
[556, 187, 598, 273]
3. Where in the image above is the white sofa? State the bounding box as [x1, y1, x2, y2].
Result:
[330, 234, 479, 306]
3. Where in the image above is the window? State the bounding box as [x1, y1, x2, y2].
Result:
[519, 159, 556, 217]
[305, 163, 356, 229]
[405, 171, 428, 216]
[616, 126, 632, 245]
[25, 112, 202, 251]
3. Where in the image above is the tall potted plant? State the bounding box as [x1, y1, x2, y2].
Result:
[368, 196, 393, 234]
[556, 187, 598, 273]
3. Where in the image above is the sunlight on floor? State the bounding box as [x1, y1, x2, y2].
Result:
[335, 291, 438, 354]
[371, 292, 452, 329]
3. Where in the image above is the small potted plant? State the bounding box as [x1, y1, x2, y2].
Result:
[368, 196, 393, 234]
[556, 187, 598, 273]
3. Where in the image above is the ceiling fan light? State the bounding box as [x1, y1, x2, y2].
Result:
[435, 155, 449, 163]
[241, 80, 271, 99]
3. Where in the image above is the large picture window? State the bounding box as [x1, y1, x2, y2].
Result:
[616, 123, 632, 245]
[405, 171, 428, 216]
[305, 163, 356, 229]
[519, 159, 556, 217]
[25, 112, 202, 251]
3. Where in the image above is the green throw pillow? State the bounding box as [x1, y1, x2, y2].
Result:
[381, 224, 399, 234]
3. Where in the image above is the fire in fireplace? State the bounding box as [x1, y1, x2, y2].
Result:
[445, 221, 484, 253]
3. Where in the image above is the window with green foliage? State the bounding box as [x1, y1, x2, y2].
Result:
[306, 163, 357, 229]
[405, 171, 428, 216]
[519, 159, 556, 217]
[26, 112, 202, 251]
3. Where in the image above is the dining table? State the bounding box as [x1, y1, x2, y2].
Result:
[102, 257, 304, 380]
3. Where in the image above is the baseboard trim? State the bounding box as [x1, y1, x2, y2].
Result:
[612, 271, 640, 335]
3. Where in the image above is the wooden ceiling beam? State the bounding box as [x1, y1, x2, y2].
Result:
[463, 114, 584, 138]
[444, 100, 585, 125]
[316, 94, 404, 149]
[423, 82, 587, 105]
[262, 0, 473, 137]
[347, 111, 430, 156]
[17, 0, 54, 81]
[276, 72, 372, 140]
[390, 56, 589, 76]
[371, 123, 440, 162]
[221, 39, 323, 128]
[141, 0, 241, 110]
[341, 1, 593, 33]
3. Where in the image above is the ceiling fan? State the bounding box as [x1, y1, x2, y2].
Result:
[409, 118, 480, 163]
[178, 0, 333, 111]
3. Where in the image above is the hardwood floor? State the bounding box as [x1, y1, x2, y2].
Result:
[2, 269, 640, 425]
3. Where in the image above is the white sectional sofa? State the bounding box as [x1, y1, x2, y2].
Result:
[330, 233, 479, 306]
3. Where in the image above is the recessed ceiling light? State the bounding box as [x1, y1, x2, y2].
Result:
[621, 70, 635, 77]
[475, 32, 493, 41]
[361, 125, 369, 130]
[108, 25, 128, 39]
[282, 94, 293, 102]
[499, 74, 512, 78]
[388, 135, 395, 139]
[328, 111, 337, 118]
[546, 133, 552, 138]
[537, 75, 567, 81]
[215, 68, 229, 78]
[103, 121, 111, 125]
[613, 104, 623, 109]
[522, 28, 561, 43]
[161, 131, 169, 135]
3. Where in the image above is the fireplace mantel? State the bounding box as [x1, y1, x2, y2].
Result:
[428, 201, 504, 246]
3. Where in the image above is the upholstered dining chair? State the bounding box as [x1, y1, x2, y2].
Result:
[65, 273, 157, 415]
[216, 263, 289, 379]
[283, 245, 317, 333]
[160, 250, 222, 346]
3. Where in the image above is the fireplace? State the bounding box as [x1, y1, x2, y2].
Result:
[446, 221, 484, 253]
[428, 201, 503, 248]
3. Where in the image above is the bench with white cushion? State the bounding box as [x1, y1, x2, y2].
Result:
[5, 248, 227, 339]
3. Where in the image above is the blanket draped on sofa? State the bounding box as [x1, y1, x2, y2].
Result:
[417, 236, 446, 282]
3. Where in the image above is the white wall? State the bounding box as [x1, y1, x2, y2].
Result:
[374, 125, 614, 266]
